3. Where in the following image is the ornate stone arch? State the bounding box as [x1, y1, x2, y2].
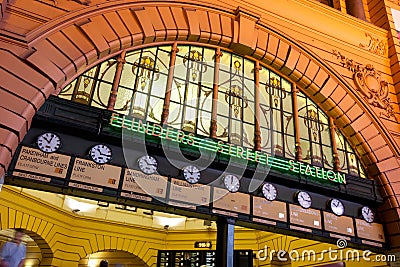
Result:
[0, 1, 400, 249]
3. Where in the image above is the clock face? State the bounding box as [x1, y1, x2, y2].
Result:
[262, 183, 277, 201]
[361, 206, 375, 223]
[223, 174, 240, 193]
[296, 191, 312, 209]
[183, 165, 201, 184]
[90, 144, 112, 164]
[138, 155, 158, 174]
[37, 132, 61, 153]
[330, 199, 345, 216]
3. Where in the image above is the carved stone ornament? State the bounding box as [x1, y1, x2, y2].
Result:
[333, 50, 395, 118]
[359, 33, 386, 56]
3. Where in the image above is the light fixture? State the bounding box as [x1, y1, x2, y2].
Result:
[143, 210, 154, 216]
[97, 201, 109, 207]
[115, 204, 126, 210]
[125, 206, 137, 212]
[153, 216, 186, 228]
[64, 196, 97, 213]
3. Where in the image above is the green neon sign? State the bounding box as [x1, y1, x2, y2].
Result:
[110, 113, 346, 184]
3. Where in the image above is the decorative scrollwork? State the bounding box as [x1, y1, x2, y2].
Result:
[333, 50, 395, 118]
[225, 85, 248, 118]
[265, 77, 287, 107]
[183, 50, 207, 81]
[132, 56, 160, 90]
[359, 33, 386, 56]
[304, 109, 325, 141]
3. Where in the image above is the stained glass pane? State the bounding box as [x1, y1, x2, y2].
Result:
[151, 74, 168, 98]
[285, 135, 296, 159]
[147, 96, 164, 123]
[114, 87, 133, 115]
[72, 66, 98, 105]
[168, 102, 183, 127]
[131, 92, 148, 119]
[216, 115, 229, 142]
[58, 79, 76, 101]
[197, 110, 211, 137]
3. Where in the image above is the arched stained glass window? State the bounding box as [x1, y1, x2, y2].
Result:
[58, 44, 366, 178]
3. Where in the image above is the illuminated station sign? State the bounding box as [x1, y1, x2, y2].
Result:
[110, 114, 346, 185]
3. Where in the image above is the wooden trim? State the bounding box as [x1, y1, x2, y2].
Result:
[107, 51, 126, 110]
[254, 61, 262, 150]
[292, 84, 302, 161]
[329, 117, 341, 171]
[161, 42, 179, 125]
[210, 48, 222, 138]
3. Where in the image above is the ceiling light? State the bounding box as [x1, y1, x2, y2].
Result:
[126, 206, 137, 212]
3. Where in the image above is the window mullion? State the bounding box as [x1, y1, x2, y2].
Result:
[210, 48, 222, 138]
[292, 84, 302, 161]
[254, 61, 262, 151]
[107, 51, 126, 110]
[161, 42, 179, 125]
[329, 117, 341, 171]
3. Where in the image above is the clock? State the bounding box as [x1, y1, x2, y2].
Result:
[182, 165, 201, 184]
[361, 206, 375, 223]
[262, 183, 277, 201]
[138, 155, 158, 174]
[329, 198, 345, 216]
[90, 144, 112, 164]
[37, 132, 61, 153]
[223, 174, 240, 193]
[296, 191, 312, 209]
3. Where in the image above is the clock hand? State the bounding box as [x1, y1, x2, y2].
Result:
[43, 135, 52, 143]
[145, 159, 157, 166]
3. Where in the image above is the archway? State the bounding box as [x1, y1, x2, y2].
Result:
[0, 228, 54, 267]
[0, 2, 399, 249]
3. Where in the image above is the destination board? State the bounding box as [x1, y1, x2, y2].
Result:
[252, 197, 287, 222]
[323, 212, 354, 236]
[169, 178, 211, 206]
[213, 188, 250, 215]
[122, 169, 168, 198]
[355, 219, 385, 242]
[70, 158, 121, 189]
[289, 204, 322, 229]
[14, 146, 71, 179]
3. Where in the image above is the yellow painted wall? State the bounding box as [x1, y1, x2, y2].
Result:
[0, 186, 391, 267]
